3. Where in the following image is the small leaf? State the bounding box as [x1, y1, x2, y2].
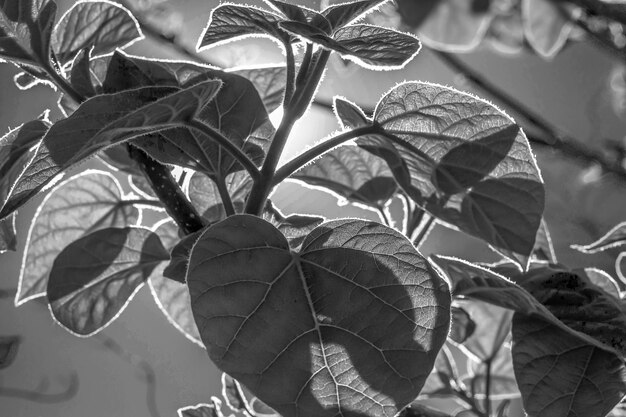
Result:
[334, 96, 370, 129]
[532, 219, 557, 263]
[292, 144, 397, 209]
[261, 201, 324, 250]
[197, 3, 288, 50]
[361, 82, 544, 267]
[264, 0, 320, 24]
[512, 314, 626, 417]
[178, 398, 224, 417]
[69, 49, 97, 98]
[47, 227, 169, 336]
[321, 0, 390, 31]
[414, 0, 493, 52]
[250, 397, 280, 417]
[222, 373, 251, 414]
[522, 0, 572, 59]
[150, 221, 203, 345]
[448, 306, 475, 344]
[16, 170, 139, 305]
[0, 79, 221, 220]
[571, 221, 626, 253]
[0, 213, 16, 253]
[581, 267, 621, 298]
[0, 335, 21, 369]
[0, 0, 57, 65]
[187, 215, 450, 417]
[231, 65, 286, 113]
[52, 0, 143, 64]
[13, 70, 51, 90]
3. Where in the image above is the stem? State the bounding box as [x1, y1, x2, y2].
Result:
[283, 41, 296, 108]
[272, 125, 381, 185]
[215, 176, 236, 216]
[184, 119, 260, 182]
[296, 43, 313, 87]
[129, 146, 206, 234]
[413, 215, 434, 248]
[484, 359, 493, 416]
[41, 62, 83, 104]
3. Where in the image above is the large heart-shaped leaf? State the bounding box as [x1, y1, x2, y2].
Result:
[52, 0, 143, 64]
[0, 79, 221, 220]
[292, 144, 397, 210]
[346, 82, 544, 268]
[47, 226, 169, 336]
[103, 52, 273, 180]
[0, 0, 56, 65]
[16, 170, 140, 306]
[522, 0, 572, 59]
[187, 215, 450, 417]
[512, 315, 626, 417]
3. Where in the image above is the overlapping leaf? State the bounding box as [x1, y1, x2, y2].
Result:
[292, 144, 396, 210]
[341, 82, 544, 267]
[419, 344, 459, 398]
[0, 213, 16, 253]
[231, 65, 286, 113]
[222, 373, 252, 414]
[47, 226, 168, 336]
[16, 170, 139, 306]
[102, 52, 273, 180]
[187, 215, 450, 417]
[261, 201, 324, 250]
[0, 0, 57, 65]
[522, 0, 572, 59]
[52, 0, 143, 64]
[0, 79, 221, 220]
[188, 171, 252, 222]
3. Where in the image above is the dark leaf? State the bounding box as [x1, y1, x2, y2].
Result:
[231, 65, 286, 113]
[321, 0, 389, 31]
[187, 215, 450, 417]
[188, 171, 252, 222]
[448, 306, 475, 344]
[264, 0, 319, 24]
[361, 82, 543, 268]
[222, 373, 251, 413]
[197, 4, 288, 49]
[16, 170, 139, 305]
[52, 0, 142, 64]
[0, 0, 57, 65]
[512, 314, 626, 417]
[522, 0, 572, 58]
[47, 226, 169, 336]
[0, 212, 16, 253]
[292, 144, 397, 209]
[334, 96, 370, 129]
[0, 335, 21, 369]
[69, 48, 97, 98]
[571, 221, 626, 253]
[262, 200, 324, 250]
[532, 219, 557, 263]
[400, 404, 453, 417]
[151, 220, 203, 345]
[0, 79, 221, 220]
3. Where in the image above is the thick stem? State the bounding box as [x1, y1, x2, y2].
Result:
[41, 62, 83, 104]
[215, 176, 236, 216]
[129, 146, 206, 234]
[283, 41, 296, 108]
[272, 125, 381, 186]
[184, 119, 261, 181]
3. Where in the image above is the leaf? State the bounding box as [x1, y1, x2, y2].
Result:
[609, 403, 626, 417]
[222, 373, 252, 414]
[69, 48, 97, 98]
[103, 52, 273, 180]
[47, 226, 169, 336]
[401, 404, 453, 417]
[292, 144, 397, 209]
[0, 79, 221, 220]
[581, 267, 621, 298]
[463, 346, 520, 400]
[264, 0, 321, 25]
[13, 70, 51, 90]
[522, 0, 572, 59]
[197, 3, 289, 50]
[571, 221, 626, 253]
[280, 22, 420, 69]
[0, 212, 16, 253]
[188, 171, 252, 222]
[178, 398, 225, 417]
[414, 0, 493, 52]
[16, 170, 139, 305]
[0, 0, 57, 65]
[334, 96, 370, 129]
[512, 314, 626, 417]
[261, 201, 324, 250]
[358, 82, 544, 267]
[250, 397, 280, 417]
[52, 0, 143, 65]
[448, 306, 475, 344]
[187, 215, 451, 417]
[150, 220, 203, 345]
[0, 335, 21, 369]
[532, 219, 557, 263]
[231, 65, 286, 113]
[321, 0, 390, 31]
[419, 344, 459, 398]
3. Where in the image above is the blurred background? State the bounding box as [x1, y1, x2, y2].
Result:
[1, 0, 626, 416]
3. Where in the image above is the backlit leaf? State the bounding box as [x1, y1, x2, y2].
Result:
[13, 70, 50, 90]
[231, 65, 286, 113]
[582, 267, 621, 298]
[0, 79, 221, 220]
[357, 82, 543, 267]
[16, 170, 139, 306]
[321, 0, 390, 31]
[292, 144, 396, 209]
[47, 226, 168, 336]
[178, 398, 224, 417]
[419, 344, 459, 398]
[188, 171, 252, 222]
[187, 215, 450, 417]
[0, 335, 20, 369]
[463, 345, 520, 400]
[512, 315, 626, 417]
[448, 306, 475, 344]
[0, 0, 57, 65]
[532, 219, 557, 263]
[0, 213, 16, 253]
[261, 201, 324, 250]
[222, 373, 251, 413]
[334, 96, 370, 129]
[151, 220, 202, 345]
[52, 0, 142, 64]
[571, 221, 626, 253]
[522, 0, 572, 59]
